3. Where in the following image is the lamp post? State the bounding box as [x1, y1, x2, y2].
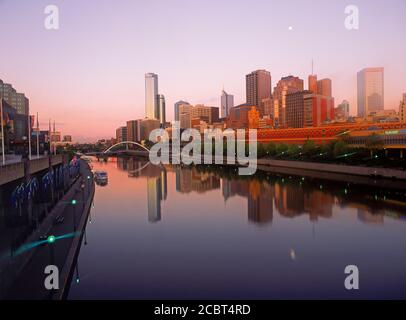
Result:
[72, 199, 77, 231]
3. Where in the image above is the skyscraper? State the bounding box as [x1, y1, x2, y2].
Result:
[127, 120, 142, 142]
[174, 100, 190, 122]
[317, 78, 332, 97]
[145, 73, 159, 119]
[357, 68, 384, 117]
[308, 74, 318, 94]
[273, 76, 304, 128]
[246, 70, 272, 115]
[221, 89, 234, 118]
[158, 94, 166, 126]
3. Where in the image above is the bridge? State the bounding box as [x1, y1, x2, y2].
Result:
[85, 141, 151, 159]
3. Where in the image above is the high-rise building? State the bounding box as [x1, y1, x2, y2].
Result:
[303, 94, 335, 127]
[145, 73, 159, 119]
[174, 100, 189, 122]
[317, 78, 332, 97]
[226, 104, 253, 129]
[246, 69, 272, 115]
[179, 104, 219, 129]
[335, 100, 350, 121]
[357, 67, 384, 117]
[308, 74, 318, 93]
[116, 126, 127, 143]
[400, 93, 406, 123]
[127, 120, 142, 142]
[158, 94, 166, 126]
[221, 90, 234, 118]
[140, 118, 160, 141]
[273, 76, 304, 128]
[0, 79, 29, 115]
[285, 91, 312, 128]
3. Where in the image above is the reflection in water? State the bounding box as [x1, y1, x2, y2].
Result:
[66, 157, 406, 299]
[113, 157, 406, 226]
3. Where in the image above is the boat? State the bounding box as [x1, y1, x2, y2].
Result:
[94, 170, 108, 185]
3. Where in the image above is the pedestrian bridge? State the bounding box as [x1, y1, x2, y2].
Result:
[103, 141, 150, 154]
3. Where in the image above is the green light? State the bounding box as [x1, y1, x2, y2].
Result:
[71, 199, 77, 205]
[47, 235, 56, 244]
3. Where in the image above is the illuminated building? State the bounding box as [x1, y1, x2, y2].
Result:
[317, 78, 332, 97]
[248, 106, 260, 129]
[303, 94, 335, 127]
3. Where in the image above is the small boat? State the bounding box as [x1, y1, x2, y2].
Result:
[94, 170, 108, 182]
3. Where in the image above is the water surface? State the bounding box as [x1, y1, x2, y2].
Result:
[68, 157, 406, 299]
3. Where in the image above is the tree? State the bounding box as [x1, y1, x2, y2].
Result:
[302, 140, 317, 157]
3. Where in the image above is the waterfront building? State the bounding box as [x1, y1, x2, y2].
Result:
[0, 79, 29, 115]
[357, 67, 384, 117]
[140, 118, 160, 141]
[116, 126, 127, 143]
[246, 69, 272, 116]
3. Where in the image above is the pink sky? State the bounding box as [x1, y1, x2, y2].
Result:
[1, 0, 405, 142]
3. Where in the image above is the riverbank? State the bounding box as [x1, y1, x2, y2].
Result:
[2, 160, 95, 299]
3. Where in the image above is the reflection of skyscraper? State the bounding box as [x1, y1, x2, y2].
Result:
[161, 169, 167, 201]
[147, 176, 162, 222]
[247, 181, 273, 224]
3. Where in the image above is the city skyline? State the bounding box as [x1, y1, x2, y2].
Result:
[1, 0, 405, 141]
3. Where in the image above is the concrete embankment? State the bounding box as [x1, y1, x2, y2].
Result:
[256, 159, 406, 189]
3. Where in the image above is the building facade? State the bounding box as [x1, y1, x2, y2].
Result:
[303, 94, 335, 127]
[221, 90, 234, 118]
[127, 119, 142, 142]
[335, 100, 350, 121]
[116, 126, 127, 143]
[246, 70, 272, 116]
[158, 94, 166, 126]
[357, 67, 384, 117]
[145, 73, 159, 119]
[273, 76, 304, 128]
[317, 78, 332, 97]
[174, 100, 190, 122]
[285, 91, 312, 128]
[0, 79, 29, 115]
[140, 118, 160, 141]
[399, 94, 406, 122]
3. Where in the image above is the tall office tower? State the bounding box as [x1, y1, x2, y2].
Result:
[273, 76, 304, 128]
[357, 67, 384, 117]
[317, 78, 332, 97]
[400, 93, 406, 122]
[221, 89, 234, 118]
[174, 100, 189, 122]
[158, 94, 166, 126]
[246, 69, 272, 116]
[308, 74, 318, 93]
[145, 73, 159, 119]
[140, 118, 160, 141]
[285, 90, 312, 128]
[179, 104, 193, 129]
[127, 120, 142, 142]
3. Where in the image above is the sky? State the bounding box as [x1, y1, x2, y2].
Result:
[0, 0, 405, 142]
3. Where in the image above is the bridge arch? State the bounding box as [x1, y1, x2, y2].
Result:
[104, 141, 150, 153]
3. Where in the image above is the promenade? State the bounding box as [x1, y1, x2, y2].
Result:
[3, 160, 95, 300]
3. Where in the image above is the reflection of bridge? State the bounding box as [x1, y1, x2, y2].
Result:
[104, 141, 150, 153]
